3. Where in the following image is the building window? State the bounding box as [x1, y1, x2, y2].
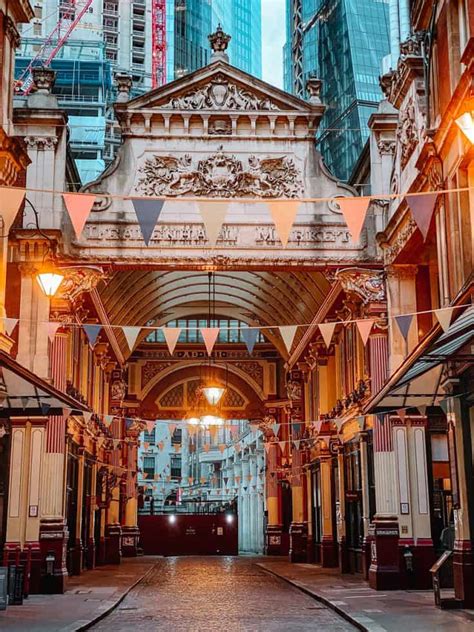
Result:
[144, 428, 155, 443]
[143, 456, 155, 478]
[170, 455, 181, 479]
[145, 318, 265, 344]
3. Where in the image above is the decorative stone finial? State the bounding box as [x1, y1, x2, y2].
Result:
[115, 71, 132, 103]
[306, 75, 322, 104]
[31, 66, 56, 94]
[208, 24, 231, 63]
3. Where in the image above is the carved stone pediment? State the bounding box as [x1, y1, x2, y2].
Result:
[163, 74, 278, 111]
[135, 145, 303, 198]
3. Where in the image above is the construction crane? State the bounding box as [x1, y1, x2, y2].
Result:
[16, 0, 94, 95]
[152, 0, 167, 88]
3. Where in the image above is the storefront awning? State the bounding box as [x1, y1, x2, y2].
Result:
[365, 305, 474, 413]
[0, 350, 88, 416]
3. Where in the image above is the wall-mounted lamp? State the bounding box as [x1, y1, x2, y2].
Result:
[455, 112, 474, 144]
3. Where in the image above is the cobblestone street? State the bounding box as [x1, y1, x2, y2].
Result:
[90, 557, 355, 632]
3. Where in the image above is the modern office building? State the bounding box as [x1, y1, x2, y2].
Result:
[213, 0, 262, 77]
[16, 0, 262, 183]
[284, 0, 390, 181]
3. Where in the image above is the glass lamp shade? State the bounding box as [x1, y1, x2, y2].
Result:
[455, 112, 474, 144]
[200, 415, 224, 427]
[36, 271, 64, 297]
[202, 385, 225, 406]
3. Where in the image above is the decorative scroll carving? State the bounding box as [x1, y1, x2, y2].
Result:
[58, 266, 107, 302]
[141, 361, 172, 388]
[286, 379, 302, 401]
[383, 218, 417, 264]
[163, 75, 278, 111]
[233, 361, 264, 389]
[398, 98, 418, 168]
[24, 136, 58, 150]
[336, 268, 386, 304]
[136, 146, 302, 198]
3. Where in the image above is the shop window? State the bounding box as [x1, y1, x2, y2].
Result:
[143, 456, 155, 478]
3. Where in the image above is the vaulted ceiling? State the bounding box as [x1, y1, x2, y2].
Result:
[98, 270, 330, 358]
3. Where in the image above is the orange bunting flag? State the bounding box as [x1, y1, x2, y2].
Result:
[122, 326, 141, 352]
[188, 477, 194, 485]
[279, 325, 298, 354]
[168, 423, 176, 435]
[397, 409, 406, 422]
[318, 322, 336, 348]
[174, 444, 181, 452]
[0, 187, 25, 234]
[201, 327, 220, 355]
[162, 327, 181, 355]
[336, 197, 370, 242]
[203, 444, 210, 453]
[355, 319, 374, 346]
[197, 201, 228, 246]
[63, 193, 96, 239]
[266, 200, 300, 247]
[157, 441, 164, 451]
[218, 443, 226, 453]
[434, 308, 454, 333]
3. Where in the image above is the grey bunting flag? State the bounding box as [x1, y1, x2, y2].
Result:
[83, 324, 101, 347]
[406, 193, 438, 241]
[241, 328, 259, 355]
[131, 198, 165, 246]
[395, 314, 413, 341]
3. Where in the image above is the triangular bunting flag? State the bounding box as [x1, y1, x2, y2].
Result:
[62, 407, 72, 418]
[130, 198, 165, 246]
[40, 402, 51, 416]
[271, 422, 280, 437]
[395, 314, 413, 341]
[20, 396, 29, 410]
[418, 404, 428, 417]
[434, 308, 454, 333]
[406, 193, 438, 241]
[82, 411, 93, 424]
[0, 187, 26, 233]
[266, 200, 300, 247]
[439, 398, 450, 415]
[319, 322, 336, 348]
[201, 327, 220, 356]
[162, 327, 181, 355]
[63, 193, 96, 239]
[122, 326, 141, 352]
[241, 328, 259, 355]
[293, 439, 301, 450]
[355, 319, 374, 346]
[336, 197, 370, 242]
[397, 409, 406, 422]
[279, 325, 298, 353]
[264, 442, 271, 454]
[146, 420, 155, 434]
[197, 201, 228, 246]
[279, 441, 285, 453]
[168, 423, 176, 435]
[103, 414, 113, 426]
[83, 323, 101, 347]
[218, 443, 225, 453]
[46, 321, 61, 342]
[203, 443, 210, 453]
[4, 318, 18, 337]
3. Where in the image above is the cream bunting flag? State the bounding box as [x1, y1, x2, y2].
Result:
[162, 327, 181, 355]
[201, 327, 220, 355]
[434, 308, 454, 333]
[63, 193, 96, 239]
[355, 319, 374, 346]
[82, 411, 93, 424]
[279, 325, 298, 354]
[318, 322, 337, 348]
[197, 201, 228, 246]
[122, 326, 141, 352]
[0, 187, 26, 234]
[46, 321, 61, 342]
[4, 317, 18, 337]
[336, 197, 370, 242]
[266, 200, 300, 247]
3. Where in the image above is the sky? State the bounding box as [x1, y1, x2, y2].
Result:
[261, 0, 286, 88]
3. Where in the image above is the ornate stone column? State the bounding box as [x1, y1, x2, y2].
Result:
[320, 450, 338, 567]
[240, 453, 250, 552]
[264, 433, 282, 554]
[287, 370, 308, 563]
[122, 430, 140, 557]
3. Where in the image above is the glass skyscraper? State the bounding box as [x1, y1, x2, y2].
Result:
[284, 0, 390, 182]
[212, 0, 262, 77]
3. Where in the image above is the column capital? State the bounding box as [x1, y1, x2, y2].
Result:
[386, 264, 418, 280]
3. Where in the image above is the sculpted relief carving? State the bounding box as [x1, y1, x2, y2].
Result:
[136, 146, 303, 198]
[163, 75, 278, 111]
[397, 98, 418, 169]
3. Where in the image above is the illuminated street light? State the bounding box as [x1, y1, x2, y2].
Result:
[36, 267, 65, 297]
[455, 112, 474, 144]
[202, 384, 225, 406]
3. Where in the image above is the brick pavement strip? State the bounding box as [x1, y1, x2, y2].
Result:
[90, 556, 357, 631]
[256, 560, 474, 632]
[0, 557, 160, 632]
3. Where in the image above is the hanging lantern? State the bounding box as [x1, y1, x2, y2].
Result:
[202, 383, 225, 406]
[36, 265, 64, 297]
